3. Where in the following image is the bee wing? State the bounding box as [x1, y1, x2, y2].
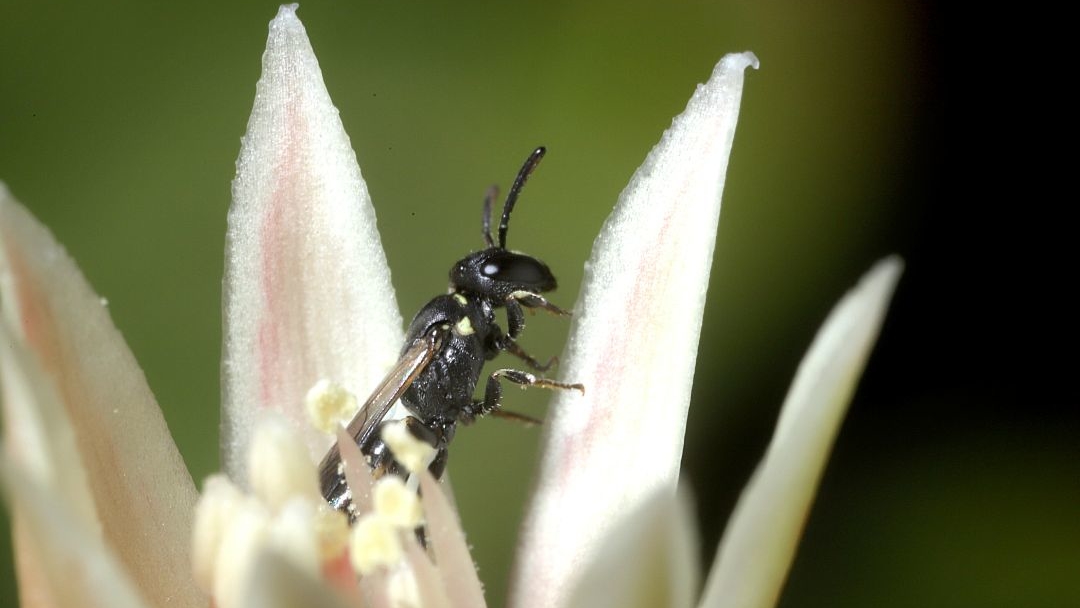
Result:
[346, 324, 450, 452]
[319, 324, 450, 512]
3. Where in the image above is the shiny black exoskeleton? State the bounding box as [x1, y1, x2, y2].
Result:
[319, 146, 583, 515]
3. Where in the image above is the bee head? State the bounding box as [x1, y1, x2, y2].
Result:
[450, 146, 556, 300]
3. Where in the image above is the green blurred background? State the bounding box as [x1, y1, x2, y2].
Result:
[2, 1, 1075, 607]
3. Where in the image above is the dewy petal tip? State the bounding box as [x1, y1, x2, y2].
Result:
[725, 51, 761, 71]
[512, 53, 757, 608]
[276, 3, 300, 19]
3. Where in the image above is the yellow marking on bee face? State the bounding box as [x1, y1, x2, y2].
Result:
[453, 293, 468, 305]
[454, 316, 475, 336]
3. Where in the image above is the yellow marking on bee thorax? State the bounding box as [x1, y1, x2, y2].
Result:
[454, 316, 475, 336]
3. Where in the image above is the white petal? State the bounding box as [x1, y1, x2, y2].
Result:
[0, 458, 150, 608]
[0, 307, 97, 531]
[401, 537, 454, 608]
[512, 52, 759, 606]
[419, 472, 486, 608]
[222, 5, 403, 480]
[0, 318, 99, 604]
[700, 258, 902, 608]
[0, 184, 204, 606]
[565, 489, 699, 608]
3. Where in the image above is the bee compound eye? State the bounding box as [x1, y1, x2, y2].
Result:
[484, 252, 556, 290]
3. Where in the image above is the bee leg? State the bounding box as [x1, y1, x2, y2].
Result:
[498, 297, 560, 372]
[503, 292, 570, 341]
[474, 368, 586, 419]
[497, 334, 558, 371]
[491, 408, 543, 426]
[503, 296, 528, 339]
[508, 290, 571, 317]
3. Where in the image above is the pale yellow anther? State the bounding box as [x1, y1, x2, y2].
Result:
[191, 475, 244, 594]
[349, 513, 403, 575]
[373, 477, 424, 529]
[247, 416, 320, 510]
[314, 503, 351, 561]
[306, 378, 360, 434]
[381, 421, 437, 475]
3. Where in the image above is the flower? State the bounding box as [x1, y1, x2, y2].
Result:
[0, 4, 900, 608]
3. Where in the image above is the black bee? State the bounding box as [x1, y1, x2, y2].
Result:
[319, 146, 583, 514]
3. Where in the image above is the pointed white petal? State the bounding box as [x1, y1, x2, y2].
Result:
[512, 52, 759, 606]
[222, 4, 403, 480]
[1, 458, 151, 608]
[700, 258, 902, 608]
[419, 472, 486, 608]
[0, 184, 204, 606]
[565, 489, 699, 608]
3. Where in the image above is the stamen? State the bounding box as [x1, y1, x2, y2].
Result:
[381, 421, 437, 475]
[268, 498, 320, 578]
[248, 416, 320, 509]
[306, 378, 360, 434]
[191, 474, 244, 593]
[213, 498, 270, 608]
[349, 513, 403, 575]
[373, 477, 424, 529]
[314, 503, 351, 560]
[386, 567, 422, 608]
[193, 424, 355, 607]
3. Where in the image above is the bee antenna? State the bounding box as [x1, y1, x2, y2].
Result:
[498, 146, 546, 249]
[482, 185, 499, 248]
